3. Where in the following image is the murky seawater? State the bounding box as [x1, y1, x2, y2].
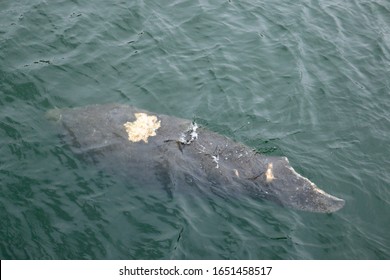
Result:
[1, 0, 389, 259]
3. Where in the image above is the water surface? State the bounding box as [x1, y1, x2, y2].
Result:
[1, 0, 389, 259]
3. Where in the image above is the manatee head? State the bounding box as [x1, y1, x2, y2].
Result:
[251, 156, 345, 213]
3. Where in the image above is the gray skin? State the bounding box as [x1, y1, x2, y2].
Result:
[47, 103, 345, 213]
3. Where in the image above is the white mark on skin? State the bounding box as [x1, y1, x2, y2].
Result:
[123, 113, 161, 143]
[196, 144, 206, 153]
[234, 169, 239, 177]
[212, 154, 219, 169]
[265, 163, 275, 182]
[179, 122, 198, 144]
[190, 122, 198, 140]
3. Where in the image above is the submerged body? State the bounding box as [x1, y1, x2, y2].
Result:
[48, 104, 345, 213]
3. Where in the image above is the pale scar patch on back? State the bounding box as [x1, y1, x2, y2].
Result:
[123, 113, 161, 143]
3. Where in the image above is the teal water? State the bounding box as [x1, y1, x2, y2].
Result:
[1, 0, 389, 259]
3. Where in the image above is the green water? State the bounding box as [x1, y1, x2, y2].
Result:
[1, 0, 389, 259]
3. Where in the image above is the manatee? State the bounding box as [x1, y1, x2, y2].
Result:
[47, 103, 345, 213]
